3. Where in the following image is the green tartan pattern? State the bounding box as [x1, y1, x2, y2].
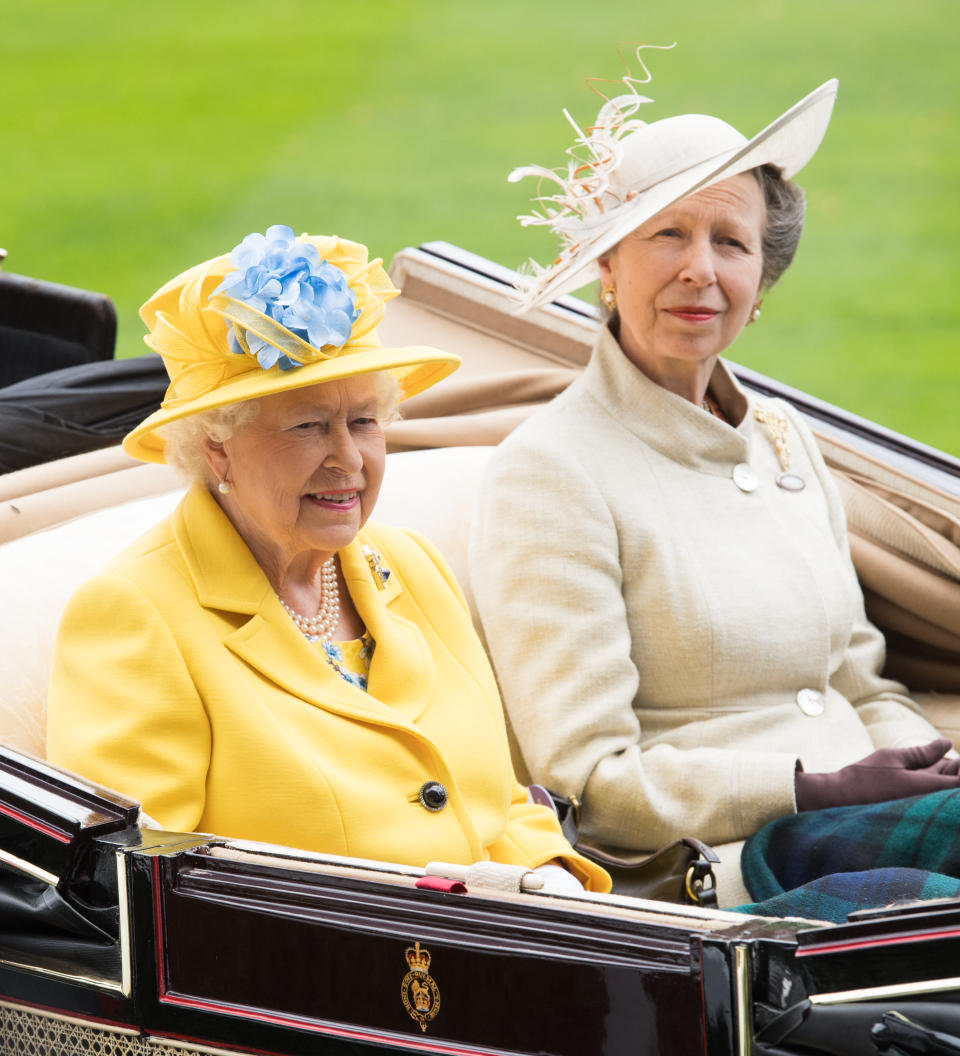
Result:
[732, 789, 960, 923]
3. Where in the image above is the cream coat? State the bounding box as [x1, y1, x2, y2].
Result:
[470, 327, 940, 899]
[47, 484, 608, 890]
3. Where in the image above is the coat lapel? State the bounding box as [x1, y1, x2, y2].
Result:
[224, 611, 405, 726]
[339, 531, 434, 723]
[175, 483, 269, 615]
[176, 488, 432, 727]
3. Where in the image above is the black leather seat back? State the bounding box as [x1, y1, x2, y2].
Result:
[0, 272, 116, 388]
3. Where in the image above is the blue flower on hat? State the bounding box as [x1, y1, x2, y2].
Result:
[213, 225, 360, 371]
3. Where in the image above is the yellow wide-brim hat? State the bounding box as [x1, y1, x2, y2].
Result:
[123, 229, 460, 464]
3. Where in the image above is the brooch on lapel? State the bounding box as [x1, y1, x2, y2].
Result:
[362, 545, 391, 590]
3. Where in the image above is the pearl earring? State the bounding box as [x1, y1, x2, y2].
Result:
[217, 478, 231, 495]
[751, 306, 761, 323]
[601, 286, 617, 311]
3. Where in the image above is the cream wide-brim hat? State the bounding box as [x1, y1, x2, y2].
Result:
[123, 233, 461, 464]
[516, 78, 838, 309]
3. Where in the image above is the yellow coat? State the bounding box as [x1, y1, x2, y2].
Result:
[48, 484, 608, 891]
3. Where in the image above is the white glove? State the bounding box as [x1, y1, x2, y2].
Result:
[533, 862, 585, 895]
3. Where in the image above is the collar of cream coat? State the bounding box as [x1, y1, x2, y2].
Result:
[582, 324, 762, 476]
[172, 483, 433, 726]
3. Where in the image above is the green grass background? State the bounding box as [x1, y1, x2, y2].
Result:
[3, 1, 957, 455]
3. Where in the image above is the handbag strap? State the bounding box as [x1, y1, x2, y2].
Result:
[529, 785, 720, 908]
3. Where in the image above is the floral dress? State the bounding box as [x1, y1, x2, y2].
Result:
[320, 634, 375, 692]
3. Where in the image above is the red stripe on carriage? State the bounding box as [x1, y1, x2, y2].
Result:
[797, 926, 960, 957]
[0, 802, 70, 842]
[0, 995, 133, 1031]
[157, 991, 498, 1055]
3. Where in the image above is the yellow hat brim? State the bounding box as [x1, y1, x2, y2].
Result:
[123, 344, 460, 464]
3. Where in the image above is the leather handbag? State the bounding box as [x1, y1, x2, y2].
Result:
[530, 785, 719, 908]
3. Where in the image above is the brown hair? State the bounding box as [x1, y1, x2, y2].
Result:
[753, 163, 806, 292]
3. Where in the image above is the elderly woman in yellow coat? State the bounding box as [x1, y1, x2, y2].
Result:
[46, 226, 609, 895]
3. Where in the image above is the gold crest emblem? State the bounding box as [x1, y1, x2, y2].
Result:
[400, 941, 440, 1032]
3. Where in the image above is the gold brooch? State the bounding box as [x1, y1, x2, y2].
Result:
[400, 941, 440, 1032]
[753, 405, 805, 492]
[362, 544, 391, 590]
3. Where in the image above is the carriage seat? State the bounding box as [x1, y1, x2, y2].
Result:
[0, 446, 494, 758]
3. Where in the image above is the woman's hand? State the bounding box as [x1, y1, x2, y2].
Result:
[795, 738, 960, 812]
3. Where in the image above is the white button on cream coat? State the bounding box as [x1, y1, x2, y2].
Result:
[796, 689, 827, 717]
[732, 462, 758, 493]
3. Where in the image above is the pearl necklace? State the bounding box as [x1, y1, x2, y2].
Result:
[278, 558, 340, 641]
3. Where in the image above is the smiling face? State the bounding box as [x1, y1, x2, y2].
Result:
[203, 375, 387, 579]
[597, 173, 766, 394]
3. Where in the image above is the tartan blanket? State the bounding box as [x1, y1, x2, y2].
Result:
[732, 788, 960, 923]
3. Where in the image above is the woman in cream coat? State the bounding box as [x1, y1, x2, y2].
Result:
[47, 226, 608, 895]
[470, 71, 958, 907]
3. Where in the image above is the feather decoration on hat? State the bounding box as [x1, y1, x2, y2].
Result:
[510, 43, 676, 235]
[509, 43, 676, 297]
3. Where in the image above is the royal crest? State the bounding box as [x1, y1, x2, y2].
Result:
[400, 941, 440, 1032]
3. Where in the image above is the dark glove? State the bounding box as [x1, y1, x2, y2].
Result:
[795, 738, 960, 812]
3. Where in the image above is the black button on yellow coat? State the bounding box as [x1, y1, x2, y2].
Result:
[419, 781, 448, 812]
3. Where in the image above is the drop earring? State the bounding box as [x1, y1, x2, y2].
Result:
[601, 286, 617, 311]
[217, 477, 232, 495]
